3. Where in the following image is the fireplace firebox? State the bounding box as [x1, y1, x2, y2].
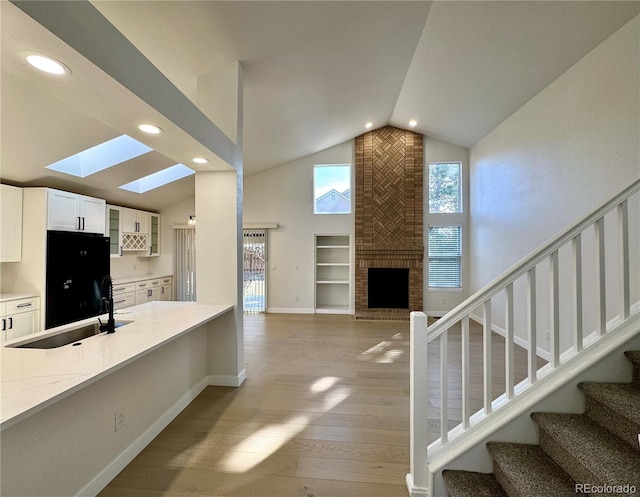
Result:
[368, 268, 409, 309]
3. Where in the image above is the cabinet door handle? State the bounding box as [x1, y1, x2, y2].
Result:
[114, 299, 127, 304]
[8, 317, 13, 330]
[120, 245, 123, 256]
[16, 303, 32, 308]
[114, 287, 126, 292]
[77, 216, 81, 230]
[82, 217, 85, 230]
[147, 289, 152, 297]
[2, 319, 5, 331]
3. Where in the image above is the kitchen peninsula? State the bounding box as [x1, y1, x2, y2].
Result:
[0, 300, 234, 497]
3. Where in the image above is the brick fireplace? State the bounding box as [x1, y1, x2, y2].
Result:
[355, 126, 424, 320]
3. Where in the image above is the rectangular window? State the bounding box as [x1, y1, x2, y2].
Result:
[314, 164, 351, 214]
[428, 225, 462, 288]
[429, 162, 462, 213]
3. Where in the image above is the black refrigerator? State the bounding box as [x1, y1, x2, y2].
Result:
[46, 231, 110, 329]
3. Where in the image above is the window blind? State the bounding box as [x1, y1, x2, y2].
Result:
[428, 225, 462, 288]
[173, 227, 196, 301]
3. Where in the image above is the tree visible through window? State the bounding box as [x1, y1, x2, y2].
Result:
[314, 164, 351, 214]
[429, 162, 461, 213]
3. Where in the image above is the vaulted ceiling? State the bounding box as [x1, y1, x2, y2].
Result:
[2, 1, 638, 211]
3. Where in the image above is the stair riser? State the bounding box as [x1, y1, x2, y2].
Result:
[584, 396, 640, 453]
[492, 463, 520, 497]
[537, 431, 623, 497]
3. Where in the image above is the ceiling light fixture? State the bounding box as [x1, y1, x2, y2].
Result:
[138, 124, 162, 135]
[409, 120, 418, 128]
[192, 157, 209, 164]
[21, 51, 70, 75]
[365, 122, 373, 129]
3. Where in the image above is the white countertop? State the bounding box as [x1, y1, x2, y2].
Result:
[0, 293, 40, 303]
[112, 274, 172, 285]
[0, 301, 233, 430]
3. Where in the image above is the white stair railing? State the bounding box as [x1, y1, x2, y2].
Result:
[407, 179, 640, 497]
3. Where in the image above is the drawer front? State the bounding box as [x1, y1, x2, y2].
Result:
[5, 297, 40, 315]
[113, 283, 135, 295]
[113, 293, 136, 310]
[136, 281, 150, 289]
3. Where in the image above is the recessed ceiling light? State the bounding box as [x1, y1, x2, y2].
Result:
[138, 124, 162, 135]
[365, 122, 373, 129]
[409, 120, 418, 128]
[192, 157, 209, 164]
[21, 51, 70, 75]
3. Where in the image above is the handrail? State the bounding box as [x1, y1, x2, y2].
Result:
[407, 178, 640, 497]
[427, 178, 640, 341]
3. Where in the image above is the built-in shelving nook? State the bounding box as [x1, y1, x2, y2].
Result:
[315, 234, 351, 314]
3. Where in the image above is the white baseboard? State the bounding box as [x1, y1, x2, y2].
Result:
[266, 307, 314, 314]
[405, 473, 429, 497]
[78, 376, 209, 497]
[209, 369, 246, 387]
[469, 312, 551, 361]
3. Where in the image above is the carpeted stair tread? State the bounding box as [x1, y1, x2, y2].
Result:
[442, 470, 507, 497]
[578, 382, 640, 451]
[532, 412, 640, 489]
[486, 442, 577, 497]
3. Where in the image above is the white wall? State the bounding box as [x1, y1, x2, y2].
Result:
[156, 197, 196, 277]
[423, 137, 470, 316]
[243, 141, 354, 313]
[469, 16, 640, 353]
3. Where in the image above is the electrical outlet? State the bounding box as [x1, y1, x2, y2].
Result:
[114, 410, 125, 432]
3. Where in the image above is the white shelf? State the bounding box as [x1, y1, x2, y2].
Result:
[315, 235, 351, 314]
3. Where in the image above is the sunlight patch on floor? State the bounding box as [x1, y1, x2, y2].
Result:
[310, 376, 341, 393]
[216, 414, 310, 473]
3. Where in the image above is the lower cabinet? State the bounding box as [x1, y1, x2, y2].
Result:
[112, 276, 173, 309]
[1, 296, 40, 342]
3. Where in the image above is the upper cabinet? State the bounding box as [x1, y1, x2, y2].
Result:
[107, 204, 160, 257]
[47, 189, 105, 234]
[1, 184, 23, 262]
[122, 208, 149, 234]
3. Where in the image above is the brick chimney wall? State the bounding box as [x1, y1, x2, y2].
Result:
[354, 126, 424, 320]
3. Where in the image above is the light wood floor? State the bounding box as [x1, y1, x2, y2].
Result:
[99, 313, 539, 497]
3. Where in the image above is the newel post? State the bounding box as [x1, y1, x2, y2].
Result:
[407, 311, 430, 497]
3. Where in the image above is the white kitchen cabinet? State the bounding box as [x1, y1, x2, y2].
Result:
[47, 189, 105, 234]
[106, 205, 123, 257]
[1, 296, 40, 342]
[148, 213, 160, 256]
[122, 208, 149, 234]
[112, 282, 135, 310]
[1, 184, 23, 262]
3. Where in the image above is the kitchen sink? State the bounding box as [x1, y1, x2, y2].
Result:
[8, 320, 133, 349]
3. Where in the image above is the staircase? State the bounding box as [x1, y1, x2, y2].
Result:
[443, 350, 640, 496]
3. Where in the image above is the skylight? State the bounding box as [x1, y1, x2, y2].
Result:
[46, 135, 152, 178]
[119, 164, 195, 194]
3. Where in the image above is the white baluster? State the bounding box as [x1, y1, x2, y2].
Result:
[505, 283, 514, 399]
[549, 251, 560, 367]
[572, 234, 583, 352]
[618, 200, 630, 320]
[461, 316, 470, 429]
[483, 300, 492, 414]
[594, 217, 606, 335]
[527, 268, 537, 384]
[440, 329, 448, 443]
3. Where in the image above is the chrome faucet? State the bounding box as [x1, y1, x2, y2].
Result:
[98, 275, 116, 333]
